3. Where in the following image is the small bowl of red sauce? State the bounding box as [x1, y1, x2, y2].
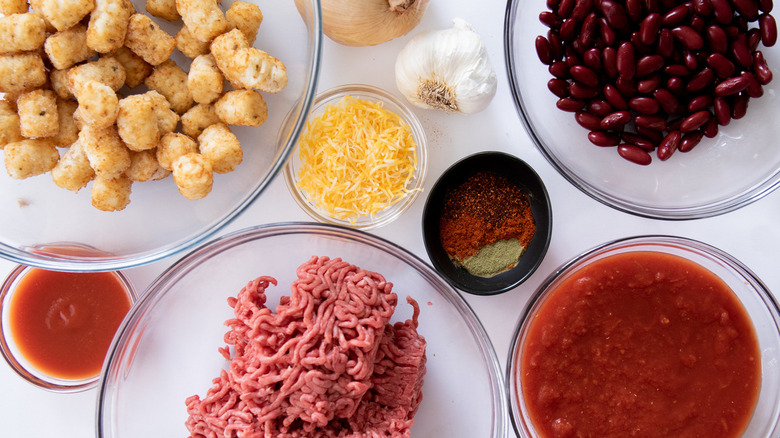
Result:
[0, 263, 136, 392]
[508, 235, 780, 437]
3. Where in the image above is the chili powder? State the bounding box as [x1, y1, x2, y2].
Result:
[439, 171, 536, 276]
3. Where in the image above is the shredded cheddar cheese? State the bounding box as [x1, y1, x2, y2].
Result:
[295, 95, 418, 222]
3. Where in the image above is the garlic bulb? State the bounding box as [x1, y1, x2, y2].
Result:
[395, 19, 497, 114]
[294, 0, 429, 47]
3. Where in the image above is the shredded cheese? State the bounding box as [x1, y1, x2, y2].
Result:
[295, 95, 418, 222]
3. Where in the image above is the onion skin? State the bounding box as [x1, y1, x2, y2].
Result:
[295, 0, 430, 46]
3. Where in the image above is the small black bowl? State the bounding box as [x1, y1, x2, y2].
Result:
[422, 151, 552, 295]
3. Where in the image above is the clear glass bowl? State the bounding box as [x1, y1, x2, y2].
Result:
[284, 84, 428, 230]
[0, 254, 137, 393]
[504, 0, 780, 219]
[507, 235, 780, 437]
[0, 0, 323, 271]
[97, 223, 508, 437]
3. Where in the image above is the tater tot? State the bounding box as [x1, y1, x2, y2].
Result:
[144, 59, 194, 114]
[175, 0, 228, 43]
[49, 68, 74, 99]
[172, 152, 212, 200]
[73, 81, 119, 128]
[126, 149, 168, 182]
[91, 173, 132, 211]
[180, 102, 219, 139]
[0, 101, 23, 149]
[156, 131, 197, 170]
[0, 0, 29, 15]
[17, 89, 59, 138]
[214, 89, 267, 127]
[109, 46, 152, 89]
[0, 52, 47, 94]
[44, 25, 97, 70]
[3, 138, 59, 179]
[125, 13, 176, 66]
[67, 56, 126, 93]
[197, 123, 241, 174]
[226, 1, 263, 45]
[41, 0, 95, 31]
[146, 0, 178, 21]
[210, 28, 248, 86]
[188, 54, 223, 104]
[28, 0, 56, 32]
[0, 14, 47, 54]
[51, 138, 95, 191]
[117, 94, 159, 151]
[175, 24, 210, 60]
[87, 0, 135, 53]
[80, 125, 131, 178]
[52, 99, 79, 147]
[211, 29, 287, 93]
[145, 90, 179, 134]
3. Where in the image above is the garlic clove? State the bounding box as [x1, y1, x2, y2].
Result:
[395, 18, 497, 114]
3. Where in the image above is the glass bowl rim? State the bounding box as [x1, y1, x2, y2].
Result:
[96, 221, 509, 437]
[283, 83, 429, 231]
[505, 234, 780, 437]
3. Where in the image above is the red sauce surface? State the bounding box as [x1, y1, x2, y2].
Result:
[8, 269, 132, 380]
[520, 251, 761, 438]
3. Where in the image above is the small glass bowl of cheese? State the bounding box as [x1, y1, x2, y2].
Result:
[284, 84, 428, 230]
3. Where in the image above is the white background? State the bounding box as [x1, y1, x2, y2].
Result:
[2, 0, 780, 436]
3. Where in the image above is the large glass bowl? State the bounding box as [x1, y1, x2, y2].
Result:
[507, 235, 780, 437]
[0, 0, 323, 271]
[97, 223, 509, 437]
[504, 0, 780, 219]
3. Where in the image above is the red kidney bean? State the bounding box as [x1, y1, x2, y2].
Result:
[690, 15, 707, 33]
[664, 64, 691, 76]
[635, 114, 668, 130]
[626, 0, 644, 22]
[711, 0, 734, 23]
[588, 131, 621, 146]
[548, 32, 565, 59]
[706, 25, 729, 53]
[732, 0, 760, 20]
[548, 78, 570, 98]
[679, 130, 705, 152]
[760, 13, 778, 46]
[599, 17, 618, 45]
[616, 77, 639, 97]
[639, 13, 662, 45]
[617, 42, 636, 79]
[558, 0, 576, 18]
[635, 54, 665, 76]
[549, 61, 570, 79]
[688, 95, 714, 112]
[601, 110, 632, 129]
[588, 99, 613, 116]
[715, 75, 751, 96]
[623, 132, 656, 150]
[732, 92, 749, 118]
[557, 97, 586, 111]
[686, 67, 715, 92]
[580, 13, 600, 47]
[667, 117, 684, 132]
[536, 36, 554, 65]
[600, 0, 630, 30]
[743, 72, 764, 98]
[540, 11, 563, 28]
[570, 65, 600, 88]
[636, 125, 664, 142]
[576, 111, 604, 130]
[653, 88, 681, 113]
[731, 35, 753, 68]
[565, 50, 582, 67]
[618, 144, 653, 164]
[673, 26, 704, 50]
[657, 28, 675, 57]
[657, 130, 681, 160]
[583, 48, 602, 71]
[694, 0, 714, 14]
[702, 117, 718, 137]
[548, 0, 561, 9]
[570, 81, 602, 98]
[637, 74, 662, 93]
[663, 4, 691, 26]
[644, 0, 660, 13]
[571, 0, 594, 21]
[713, 96, 731, 125]
[706, 53, 735, 78]
[602, 47, 619, 78]
[680, 110, 711, 131]
[604, 84, 629, 109]
[667, 76, 686, 94]
[629, 96, 661, 114]
[759, 0, 773, 12]
[630, 31, 651, 55]
[753, 51, 773, 84]
[747, 28, 762, 51]
[560, 18, 579, 42]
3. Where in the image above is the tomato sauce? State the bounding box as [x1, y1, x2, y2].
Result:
[8, 269, 132, 380]
[520, 251, 761, 438]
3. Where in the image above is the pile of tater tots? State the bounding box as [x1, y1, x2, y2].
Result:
[0, 0, 287, 211]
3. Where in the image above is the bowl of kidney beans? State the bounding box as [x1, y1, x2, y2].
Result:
[505, 0, 780, 219]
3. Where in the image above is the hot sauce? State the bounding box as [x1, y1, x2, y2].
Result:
[521, 251, 761, 437]
[8, 268, 133, 380]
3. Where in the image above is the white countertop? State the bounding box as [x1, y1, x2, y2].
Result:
[2, 0, 780, 436]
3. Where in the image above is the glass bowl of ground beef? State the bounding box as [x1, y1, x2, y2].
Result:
[97, 223, 509, 437]
[507, 235, 780, 437]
